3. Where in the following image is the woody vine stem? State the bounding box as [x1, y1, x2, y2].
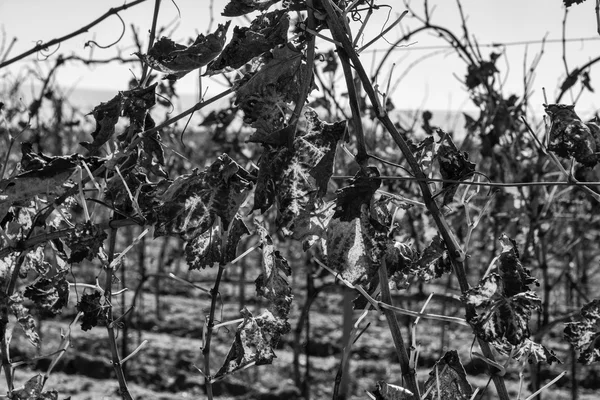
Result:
[321, 0, 510, 398]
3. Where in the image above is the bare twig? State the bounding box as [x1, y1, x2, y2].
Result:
[378, 259, 419, 398]
[0, 0, 149, 69]
[140, 0, 162, 86]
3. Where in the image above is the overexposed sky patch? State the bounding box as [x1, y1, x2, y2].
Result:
[0, 0, 598, 113]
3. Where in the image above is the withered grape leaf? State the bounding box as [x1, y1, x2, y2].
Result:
[326, 168, 382, 285]
[333, 167, 381, 221]
[327, 204, 377, 285]
[367, 381, 413, 400]
[564, 0, 587, 6]
[155, 154, 252, 240]
[236, 45, 311, 137]
[253, 110, 346, 230]
[81, 93, 122, 154]
[65, 221, 108, 263]
[77, 291, 108, 331]
[290, 199, 336, 250]
[437, 134, 475, 205]
[208, 9, 289, 73]
[0, 162, 74, 222]
[222, 0, 281, 16]
[10, 374, 43, 400]
[185, 217, 249, 270]
[215, 308, 289, 379]
[82, 84, 157, 154]
[255, 221, 293, 319]
[136, 22, 229, 80]
[462, 234, 541, 351]
[545, 104, 599, 166]
[9, 293, 40, 347]
[24, 272, 69, 316]
[564, 298, 600, 364]
[463, 274, 541, 350]
[423, 351, 473, 400]
[513, 338, 561, 365]
[11, 375, 60, 400]
[497, 234, 537, 296]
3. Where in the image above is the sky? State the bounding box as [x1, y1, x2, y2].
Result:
[0, 0, 599, 115]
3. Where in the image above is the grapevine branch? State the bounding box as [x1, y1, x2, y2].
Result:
[202, 219, 229, 400]
[140, 0, 162, 86]
[104, 217, 134, 400]
[321, 0, 510, 398]
[0, 0, 149, 69]
[321, 4, 417, 397]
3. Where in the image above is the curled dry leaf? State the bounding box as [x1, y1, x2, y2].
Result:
[76, 291, 108, 331]
[255, 221, 293, 320]
[437, 133, 476, 205]
[423, 350, 473, 400]
[545, 104, 600, 167]
[65, 221, 108, 263]
[564, 298, 600, 364]
[513, 338, 561, 365]
[154, 154, 253, 241]
[185, 217, 249, 270]
[9, 293, 40, 347]
[215, 308, 289, 379]
[367, 381, 413, 400]
[222, 0, 281, 16]
[253, 110, 346, 230]
[326, 168, 382, 285]
[462, 234, 541, 352]
[82, 83, 157, 154]
[136, 23, 230, 80]
[208, 9, 289, 73]
[24, 271, 70, 317]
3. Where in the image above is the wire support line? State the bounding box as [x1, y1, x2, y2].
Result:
[360, 35, 600, 53]
[332, 175, 600, 188]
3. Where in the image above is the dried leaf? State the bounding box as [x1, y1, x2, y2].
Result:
[155, 154, 253, 240]
[367, 381, 413, 400]
[423, 351, 473, 400]
[564, 0, 587, 6]
[255, 221, 293, 319]
[290, 199, 336, 250]
[222, 0, 281, 16]
[185, 217, 249, 270]
[11, 376, 58, 400]
[0, 161, 74, 221]
[236, 45, 311, 137]
[81, 93, 122, 153]
[215, 308, 289, 379]
[208, 9, 289, 73]
[513, 338, 561, 365]
[325, 168, 383, 285]
[545, 104, 599, 166]
[564, 298, 600, 364]
[76, 291, 108, 331]
[82, 84, 157, 153]
[253, 110, 345, 230]
[136, 23, 229, 80]
[462, 235, 541, 351]
[24, 272, 70, 316]
[389, 235, 450, 290]
[326, 204, 377, 285]
[9, 293, 40, 347]
[333, 167, 381, 221]
[437, 135, 475, 205]
[65, 222, 107, 263]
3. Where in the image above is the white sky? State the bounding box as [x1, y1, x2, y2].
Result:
[0, 0, 599, 114]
